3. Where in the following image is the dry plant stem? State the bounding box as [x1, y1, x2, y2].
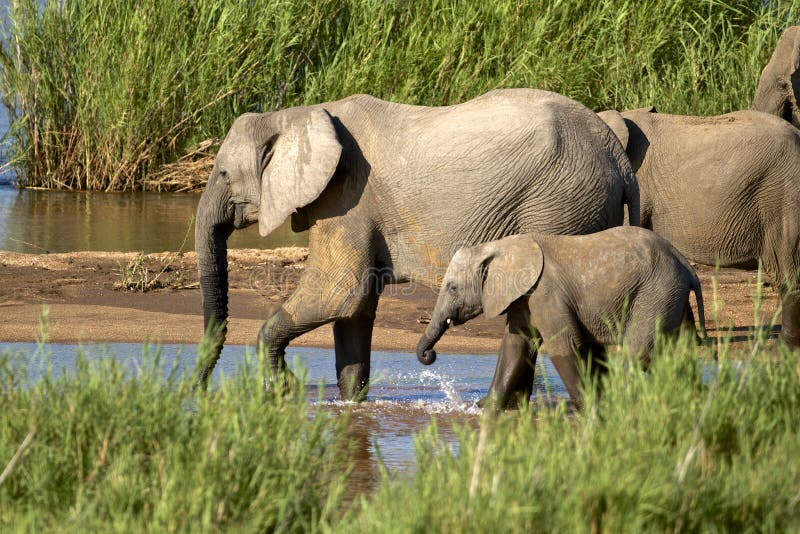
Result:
[0, 431, 35, 487]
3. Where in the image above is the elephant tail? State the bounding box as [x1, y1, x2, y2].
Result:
[689, 267, 708, 342]
[674, 249, 710, 353]
[622, 172, 641, 227]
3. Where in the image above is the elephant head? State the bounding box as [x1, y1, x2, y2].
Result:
[195, 108, 342, 386]
[753, 26, 800, 128]
[416, 235, 544, 365]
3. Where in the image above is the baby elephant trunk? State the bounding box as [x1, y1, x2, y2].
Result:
[416, 314, 450, 365]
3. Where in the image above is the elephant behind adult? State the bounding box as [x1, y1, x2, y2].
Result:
[753, 25, 800, 128]
[196, 89, 639, 399]
[598, 107, 800, 347]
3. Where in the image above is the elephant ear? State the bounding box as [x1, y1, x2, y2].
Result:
[597, 110, 629, 150]
[754, 26, 800, 125]
[481, 235, 544, 318]
[259, 108, 343, 237]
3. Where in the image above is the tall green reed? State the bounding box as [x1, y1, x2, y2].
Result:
[0, 0, 797, 190]
[343, 334, 800, 532]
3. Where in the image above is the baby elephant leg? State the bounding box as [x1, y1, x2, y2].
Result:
[547, 353, 581, 405]
[680, 303, 703, 345]
[539, 324, 586, 408]
[622, 326, 657, 371]
[482, 311, 539, 410]
[483, 334, 537, 409]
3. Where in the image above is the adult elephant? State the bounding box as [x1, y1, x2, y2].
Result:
[196, 89, 639, 399]
[753, 25, 800, 128]
[598, 106, 800, 348]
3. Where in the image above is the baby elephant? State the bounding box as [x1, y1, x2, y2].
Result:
[416, 226, 705, 408]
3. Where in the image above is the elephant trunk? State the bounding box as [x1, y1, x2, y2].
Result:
[416, 312, 451, 365]
[195, 176, 234, 388]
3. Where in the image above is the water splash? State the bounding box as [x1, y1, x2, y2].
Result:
[414, 368, 483, 414]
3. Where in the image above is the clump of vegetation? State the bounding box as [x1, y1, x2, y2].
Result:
[117, 216, 193, 291]
[0, 343, 350, 531]
[117, 252, 185, 292]
[0, 0, 797, 190]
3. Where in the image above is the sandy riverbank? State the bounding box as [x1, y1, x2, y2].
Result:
[0, 247, 783, 354]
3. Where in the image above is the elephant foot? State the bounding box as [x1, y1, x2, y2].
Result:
[265, 366, 300, 396]
[477, 390, 529, 412]
[780, 329, 800, 351]
[476, 394, 493, 411]
[779, 286, 800, 350]
[337, 364, 369, 402]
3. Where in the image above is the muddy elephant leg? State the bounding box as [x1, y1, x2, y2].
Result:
[481, 311, 539, 410]
[258, 264, 374, 394]
[780, 283, 800, 349]
[257, 295, 331, 388]
[333, 286, 379, 401]
[481, 333, 537, 410]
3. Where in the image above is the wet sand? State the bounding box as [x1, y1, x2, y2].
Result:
[0, 247, 784, 355]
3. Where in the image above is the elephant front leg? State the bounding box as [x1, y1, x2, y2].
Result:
[258, 271, 374, 394]
[257, 302, 329, 390]
[334, 288, 379, 401]
[481, 332, 537, 410]
[481, 308, 539, 410]
[780, 284, 800, 349]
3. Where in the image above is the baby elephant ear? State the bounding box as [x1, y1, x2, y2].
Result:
[481, 235, 544, 318]
[259, 108, 343, 237]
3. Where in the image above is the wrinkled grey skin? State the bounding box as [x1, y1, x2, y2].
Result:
[598, 106, 800, 349]
[753, 26, 800, 128]
[417, 226, 705, 408]
[196, 89, 639, 399]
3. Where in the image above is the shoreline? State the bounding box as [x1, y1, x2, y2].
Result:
[0, 248, 785, 355]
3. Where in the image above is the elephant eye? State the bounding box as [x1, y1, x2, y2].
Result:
[447, 285, 457, 295]
[220, 169, 230, 185]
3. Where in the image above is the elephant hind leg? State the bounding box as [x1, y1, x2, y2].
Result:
[680, 303, 704, 345]
[334, 286, 379, 401]
[780, 283, 800, 349]
[621, 323, 656, 371]
[538, 327, 587, 408]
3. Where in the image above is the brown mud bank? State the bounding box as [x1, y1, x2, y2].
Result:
[0, 247, 783, 355]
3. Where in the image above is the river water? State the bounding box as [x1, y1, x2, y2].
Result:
[0, 84, 308, 252]
[0, 342, 569, 495]
[0, 185, 308, 253]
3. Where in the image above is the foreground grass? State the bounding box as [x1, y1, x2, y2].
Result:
[1, 0, 798, 190]
[345, 338, 800, 532]
[2, 333, 800, 531]
[0, 345, 349, 531]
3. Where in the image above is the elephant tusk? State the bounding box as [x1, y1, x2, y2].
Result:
[446, 318, 452, 325]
